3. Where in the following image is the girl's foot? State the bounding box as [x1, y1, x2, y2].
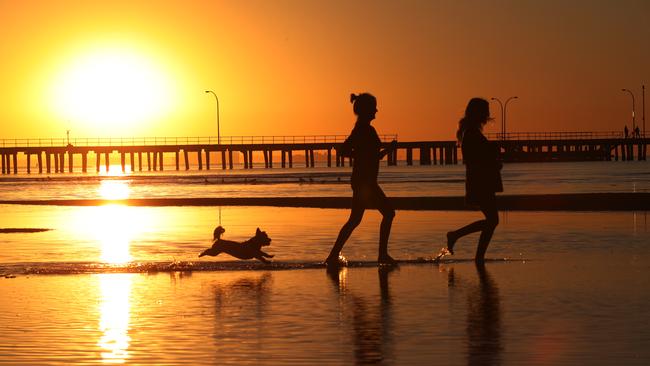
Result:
[324, 256, 340, 267]
[378, 254, 398, 266]
[325, 254, 347, 267]
[446, 232, 456, 255]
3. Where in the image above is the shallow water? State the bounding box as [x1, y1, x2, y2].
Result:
[1, 260, 649, 365]
[1, 207, 649, 365]
[1, 161, 649, 201]
[1, 161, 649, 364]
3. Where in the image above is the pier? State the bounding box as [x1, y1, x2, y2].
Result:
[0, 132, 647, 174]
[0, 135, 454, 174]
[490, 132, 649, 162]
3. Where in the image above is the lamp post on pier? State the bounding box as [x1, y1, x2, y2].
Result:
[491, 98, 504, 139]
[491, 96, 517, 140]
[205, 90, 220, 144]
[621, 88, 636, 135]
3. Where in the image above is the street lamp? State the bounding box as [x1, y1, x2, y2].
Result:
[205, 90, 220, 144]
[621, 88, 636, 136]
[491, 96, 517, 140]
[490, 98, 504, 140]
[642, 85, 646, 138]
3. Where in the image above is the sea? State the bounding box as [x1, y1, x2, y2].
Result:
[1, 161, 649, 365]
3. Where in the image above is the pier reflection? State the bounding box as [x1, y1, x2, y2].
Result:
[97, 274, 133, 363]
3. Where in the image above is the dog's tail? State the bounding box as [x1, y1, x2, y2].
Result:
[199, 247, 220, 257]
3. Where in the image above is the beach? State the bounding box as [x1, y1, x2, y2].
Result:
[2, 243, 649, 365]
[1, 162, 649, 364]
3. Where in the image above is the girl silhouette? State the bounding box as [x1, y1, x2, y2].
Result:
[326, 93, 397, 266]
[446, 98, 503, 263]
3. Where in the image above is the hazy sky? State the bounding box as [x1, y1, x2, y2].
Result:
[1, 0, 649, 140]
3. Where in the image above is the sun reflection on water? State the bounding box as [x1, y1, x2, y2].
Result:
[98, 274, 132, 363]
[97, 180, 133, 263]
[99, 179, 130, 200]
[97, 205, 134, 264]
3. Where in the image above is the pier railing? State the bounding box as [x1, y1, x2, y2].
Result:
[0, 134, 398, 148]
[486, 131, 627, 140]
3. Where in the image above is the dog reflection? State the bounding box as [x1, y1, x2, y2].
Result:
[211, 273, 273, 361]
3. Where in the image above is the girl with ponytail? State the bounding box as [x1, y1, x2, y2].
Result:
[325, 93, 398, 266]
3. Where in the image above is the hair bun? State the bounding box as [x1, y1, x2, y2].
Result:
[350, 93, 357, 103]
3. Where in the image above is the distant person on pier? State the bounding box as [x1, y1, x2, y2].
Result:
[446, 98, 503, 263]
[624, 125, 629, 138]
[634, 126, 640, 138]
[325, 93, 398, 267]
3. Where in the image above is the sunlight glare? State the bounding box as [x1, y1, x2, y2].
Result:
[99, 180, 130, 200]
[51, 46, 174, 129]
[95, 181, 133, 263]
[98, 205, 134, 264]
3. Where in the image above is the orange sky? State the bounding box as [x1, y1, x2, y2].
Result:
[1, 0, 649, 140]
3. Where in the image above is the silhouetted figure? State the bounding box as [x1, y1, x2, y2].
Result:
[446, 98, 502, 263]
[624, 125, 629, 138]
[326, 93, 398, 266]
[634, 126, 641, 138]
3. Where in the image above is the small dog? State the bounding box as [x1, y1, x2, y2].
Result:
[198, 226, 274, 263]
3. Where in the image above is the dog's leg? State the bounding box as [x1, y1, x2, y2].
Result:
[260, 250, 274, 258]
[255, 255, 270, 263]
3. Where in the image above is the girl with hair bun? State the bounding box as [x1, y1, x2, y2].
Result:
[325, 93, 398, 266]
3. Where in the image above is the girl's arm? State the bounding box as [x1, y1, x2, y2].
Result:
[379, 140, 397, 159]
[337, 134, 354, 158]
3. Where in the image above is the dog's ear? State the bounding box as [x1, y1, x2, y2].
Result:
[256, 227, 261, 235]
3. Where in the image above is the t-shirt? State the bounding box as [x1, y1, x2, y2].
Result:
[339, 123, 381, 185]
[461, 127, 503, 202]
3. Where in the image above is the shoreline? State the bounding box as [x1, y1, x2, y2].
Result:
[1, 192, 649, 210]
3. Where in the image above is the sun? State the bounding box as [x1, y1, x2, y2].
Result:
[50, 45, 174, 132]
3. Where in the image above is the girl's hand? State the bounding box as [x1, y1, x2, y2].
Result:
[389, 140, 398, 151]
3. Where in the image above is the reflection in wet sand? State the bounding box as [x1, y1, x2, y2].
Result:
[448, 264, 502, 366]
[97, 274, 133, 363]
[327, 266, 395, 365]
[211, 273, 272, 361]
[467, 264, 501, 365]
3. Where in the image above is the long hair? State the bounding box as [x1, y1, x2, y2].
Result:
[457, 98, 491, 142]
[350, 93, 376, 117]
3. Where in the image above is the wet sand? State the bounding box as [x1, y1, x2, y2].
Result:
[1, 192, 649, 210]
[1, 261, 649, 365]
[1, 205, 649, 364]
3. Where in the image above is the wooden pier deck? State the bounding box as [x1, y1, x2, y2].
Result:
[0, 135, 453, 174]
[0, 133, 647, 174]
[489, 132, 649, 162]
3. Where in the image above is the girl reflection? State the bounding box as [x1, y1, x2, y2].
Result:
[327, 266, 395, 364]
[448, 264, 502, 366]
